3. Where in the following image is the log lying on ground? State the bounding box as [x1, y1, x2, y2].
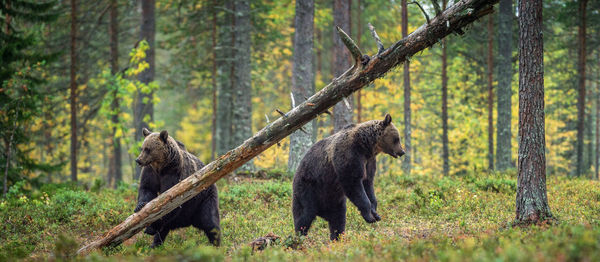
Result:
[77, 0, 498, 255]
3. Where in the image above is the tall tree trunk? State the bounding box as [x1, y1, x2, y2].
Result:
[108, 0, 122, 188]
[70, 0, 78, 182]
[134, 0, 156, 180]
[441, 0, 449, 176]
[76, 0, 499, 252]
[3, 114, 17, 196]
[288, 0, 315, 173]
[216, 0, 234, 156]
[496, 0, 513, 171]
[515, 0, 553, 225]
[3, 139, 9, 196]
[356, 0, 362, 123]
[596, 49, 600, 180]
[4, 1, 12, 195]
[401, 0, 411, 175]
[487, 14, 494, 171]
[332, 0, 353, 132]
[231, 0, 254, 172]
[211, 0, 218, 160]
[576, 0, 588, 177]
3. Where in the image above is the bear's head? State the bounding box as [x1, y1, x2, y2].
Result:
[135, 128, 177, 172]
[376, 114, 405, 158]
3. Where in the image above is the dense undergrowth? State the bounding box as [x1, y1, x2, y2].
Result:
[1, 170, 599, 261]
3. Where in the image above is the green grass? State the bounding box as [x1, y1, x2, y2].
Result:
[1, 171, 599, 261]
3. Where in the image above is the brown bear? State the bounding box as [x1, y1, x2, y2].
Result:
[292, 114, 404, 240]
[134, 128, 220, 247]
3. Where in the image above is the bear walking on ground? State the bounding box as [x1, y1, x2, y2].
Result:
[292, 114, 404, 240]
[134, 128, 221, 247]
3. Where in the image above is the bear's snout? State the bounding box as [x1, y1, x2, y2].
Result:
[135, 158, 146, 166]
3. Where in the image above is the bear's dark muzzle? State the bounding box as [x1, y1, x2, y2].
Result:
[135, 158, 146, 166]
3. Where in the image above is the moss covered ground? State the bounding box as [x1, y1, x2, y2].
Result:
[2, 170, 599, 261]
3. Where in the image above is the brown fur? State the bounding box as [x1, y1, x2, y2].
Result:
[292, 114, 404, 240]
[135, 129, 220, 247]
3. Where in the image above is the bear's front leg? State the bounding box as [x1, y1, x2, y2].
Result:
[135, 167, 159, 213]
[364, 157, 381, 221]
[363, 179, 381, 221]
[337, 162, 376, 223]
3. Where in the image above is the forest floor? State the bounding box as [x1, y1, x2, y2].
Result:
[1, 169, 599, 261]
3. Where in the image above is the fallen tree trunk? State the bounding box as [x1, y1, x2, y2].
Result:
[77, 0, 498, 254]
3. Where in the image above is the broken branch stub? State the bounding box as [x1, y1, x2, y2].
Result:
[335, 26, 363, 66]
[368, 23, 385, 55]
[77, 0, 499, 255]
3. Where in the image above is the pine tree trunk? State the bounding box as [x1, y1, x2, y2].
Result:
[70, 0, 78, 182]
[495, 0, 512, 171]
[596, 50, 600, 180]
[402, 0, 411, 175]
[487, 14, 494, 171]
[356, 0, 362, 123]
[211, 0, 218, 161]
[76, 0, 499, 252]
[288, 0, 315, 173]
[575, 0, 588, 176]
[514, 0, 553, 225]
[441, 0, 449, 176]
[216, 0, 234, 156]
[134, 0, 155, 180]
[232, 0, 254, 172]
[332, 0, 353, 133]
[108, 0, 122, 188]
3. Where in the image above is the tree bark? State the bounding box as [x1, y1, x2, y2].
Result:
[70, 0, 78, 182]
[596, 49, 600, 180]
[231, 0, 254, 172]
[108, 0, 122, 188]
[356, 0, 362, 123]
[487, 14, 494, 171]
[211, 0, 218, 161]
[134, 0, 155, 180]
[514, 0, 553, 225]
[3, 114, 17, 196]
[288, 0, 315, 173]
[576, 0, 588, 176]
[4, 1, 12, 194]
[216, 0, 234, 156]
[333, 0, 353, 132]
[495, 0, 512, 171]
[402, 0, 411, 175]
[77, 0, 499, 253]
[441, 0, 449, 176]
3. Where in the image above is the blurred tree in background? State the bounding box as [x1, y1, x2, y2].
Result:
[1, 0, 600, 192]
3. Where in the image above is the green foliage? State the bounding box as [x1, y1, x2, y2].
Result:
[1, 171, 599, 261]
[50, 189, 91, 221]
[53, 234, 78, 260]
[91, 40, 163, 162]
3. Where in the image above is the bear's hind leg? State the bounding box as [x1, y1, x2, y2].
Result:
[151, 227, 170, 248]
[196, 197, 221, 246]
[292, 196, 317, 236]
[325, 204, 346, 241]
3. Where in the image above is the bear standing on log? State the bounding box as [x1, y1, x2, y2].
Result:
[292, 114, 404, 240]
[134, 128, 221, 247]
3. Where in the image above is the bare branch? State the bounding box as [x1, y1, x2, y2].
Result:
[409, 1, 430, 24]
[368, 23, 385, 55]
[335, 26, 363, 65]
[430, 0, 442, 16]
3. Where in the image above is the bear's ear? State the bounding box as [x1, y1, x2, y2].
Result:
[143, 128, 151, 137]
[383, 114, 392, 126]
[159, 130, 169, 143]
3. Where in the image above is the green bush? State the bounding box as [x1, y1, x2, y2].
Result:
[50, 189, 91, 221]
